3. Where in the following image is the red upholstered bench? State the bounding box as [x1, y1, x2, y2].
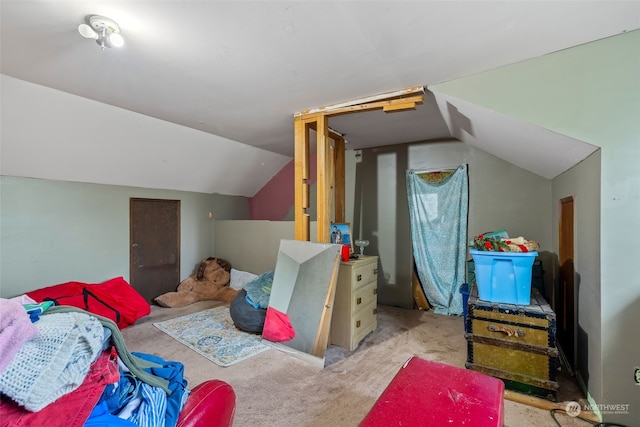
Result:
[359, 356, 504, 427]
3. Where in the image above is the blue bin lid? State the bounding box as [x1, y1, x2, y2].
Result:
[469, 248, 538, 257]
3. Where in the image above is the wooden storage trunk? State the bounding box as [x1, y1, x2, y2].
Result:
[465, 285, 560, 401]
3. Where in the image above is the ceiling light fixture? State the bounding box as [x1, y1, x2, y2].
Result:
[78, 15, 124, 50]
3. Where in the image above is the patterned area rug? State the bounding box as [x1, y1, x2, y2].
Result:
[153, 306, 270, 367]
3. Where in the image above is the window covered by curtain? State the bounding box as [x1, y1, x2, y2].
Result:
[406, 164, 468, 315]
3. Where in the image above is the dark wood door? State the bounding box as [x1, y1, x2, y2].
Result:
[130, 198, 180, 303]
[557, 196, 575, 370]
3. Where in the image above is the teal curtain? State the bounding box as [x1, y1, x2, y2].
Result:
[406, 164, 468, 315]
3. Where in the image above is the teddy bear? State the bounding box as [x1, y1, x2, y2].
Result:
[154, 257, 239, 308]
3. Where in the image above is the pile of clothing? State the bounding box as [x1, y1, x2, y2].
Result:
[0, 296, 188, 427]
[472, 230, 540, 253]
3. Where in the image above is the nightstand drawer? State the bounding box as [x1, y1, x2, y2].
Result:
[351, 301, 377, 346]
[352, 282, 377, 314]
[351, 262, 378, 290]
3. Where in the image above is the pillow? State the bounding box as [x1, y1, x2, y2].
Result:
[230, 268, 258, 291]
[243, 270, 274, 309]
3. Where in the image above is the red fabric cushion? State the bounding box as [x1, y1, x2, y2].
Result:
[262, 306, 296, 342]
[177, 380, 236, 427]
[27, 276, 150, 329]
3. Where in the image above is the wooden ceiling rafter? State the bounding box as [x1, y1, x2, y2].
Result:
[294, 85, 425, 118]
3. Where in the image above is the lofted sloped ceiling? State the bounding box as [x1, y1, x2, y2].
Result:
[431, 93, 600, 179]
[1, 1, 639, 195]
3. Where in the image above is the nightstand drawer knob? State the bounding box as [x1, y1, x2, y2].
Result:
[488, 324, 525, 337]
[356, 320, 361, 328]
[357, 274, 362, 281]
[373, 268, 378, 275]
[356, 297, 362, 305]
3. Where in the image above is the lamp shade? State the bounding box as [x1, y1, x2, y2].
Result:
[78, 23, 98, 39]
[108, 32, 124, 47]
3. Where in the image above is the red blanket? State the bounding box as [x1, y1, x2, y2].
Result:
[0, 349, 119, 426]
[27, 276, 150, 329]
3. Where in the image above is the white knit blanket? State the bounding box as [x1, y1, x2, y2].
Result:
[0, 312, 105, 411]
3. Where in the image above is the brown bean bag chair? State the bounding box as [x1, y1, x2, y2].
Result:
[154, 257, 239, 308]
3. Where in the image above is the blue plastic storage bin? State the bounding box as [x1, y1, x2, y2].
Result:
[469, 249, 538, 305]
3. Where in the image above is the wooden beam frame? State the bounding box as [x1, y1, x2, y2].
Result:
[295, 85, 424, 116]
[294, 86, 425, 243]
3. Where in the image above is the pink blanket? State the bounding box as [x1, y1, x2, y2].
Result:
[0, 298, 38, 373]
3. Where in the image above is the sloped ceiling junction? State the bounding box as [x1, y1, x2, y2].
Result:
[1, 1, 639, 195]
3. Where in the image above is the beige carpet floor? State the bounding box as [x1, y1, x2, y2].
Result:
[121, 300, 594, 427]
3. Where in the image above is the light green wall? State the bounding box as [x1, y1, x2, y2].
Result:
[433, 30, 640, 424]
[553, 150, 602, 400]
[407, 141, 553, 247]
[431, 31, 640, 146]
[0, 176, 249, 298]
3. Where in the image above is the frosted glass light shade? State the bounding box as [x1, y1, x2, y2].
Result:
[108, 33, 124, 47]
[78, 23, 98, 39]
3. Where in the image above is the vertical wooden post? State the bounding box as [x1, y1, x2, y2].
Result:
[316, 114, 331, 243]
[294, 116, 310, 241]
[333, 134, 346, 224]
